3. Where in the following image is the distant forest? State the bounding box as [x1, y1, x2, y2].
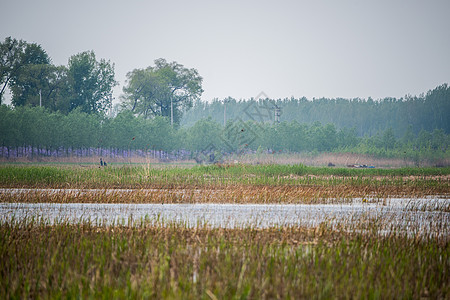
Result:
[1, 90, 449, 165]
[1, 37, 449, 164]
[181, 84, 450, 138]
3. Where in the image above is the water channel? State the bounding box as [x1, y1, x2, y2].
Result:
[1, 189, 448, 237]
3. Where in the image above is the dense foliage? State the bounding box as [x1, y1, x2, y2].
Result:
[182, 84, 450, 137]
[0, 37, 116, 114]
[0, 105, 449, 164]
[1, 37, 201, 123]
[121, 58, 203, 125]
[1, 36, 449, 163]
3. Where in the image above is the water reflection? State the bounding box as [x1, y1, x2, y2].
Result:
[1, 198, 449, 236]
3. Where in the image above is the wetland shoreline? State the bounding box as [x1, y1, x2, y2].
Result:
[1, 163, 449, 298]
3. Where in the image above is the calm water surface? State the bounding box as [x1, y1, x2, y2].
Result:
[1, 193, 448, 235]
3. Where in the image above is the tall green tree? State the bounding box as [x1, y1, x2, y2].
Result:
[122, 68, 166, 119]
[9, 64, 69, 109]
[67, 51, 117, 114]
[122, 58, 203, 124]
[1, 37, 24, 102]
[2, 39, 65, 109]
[10, 43, 51, 104]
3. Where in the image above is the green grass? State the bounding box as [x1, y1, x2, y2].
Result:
[1, 218, 448, 299]
[0, 164, 449, 190]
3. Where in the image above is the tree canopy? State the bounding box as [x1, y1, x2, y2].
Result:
[67, 51, 117, 114]
[1, 105, 448, 166]
[1, 37, 23, 102]
[181, 84, 450, 137]
[1, 36, 449, 167]
[1, 37, 117, 115]
[122, 58, 203, 124]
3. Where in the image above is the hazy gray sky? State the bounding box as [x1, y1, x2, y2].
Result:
[1, 0, 449, 102]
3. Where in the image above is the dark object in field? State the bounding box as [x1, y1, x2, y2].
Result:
[328, 162, 335, 167]
[100, 158, 103, 166]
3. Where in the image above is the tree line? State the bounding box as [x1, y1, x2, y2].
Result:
[0, 105, 448, 164]
[0, 37, 117, 114]
[1, 37, 202, 123]
[182, 84, 450, 137]
[1, 36, 449, 164]
[2, 36, 449, 137]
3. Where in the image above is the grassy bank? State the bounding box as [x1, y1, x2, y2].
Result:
[1, 164, 448, 203]
[1, 164, 449, 190]
[1, 218, 448, 299]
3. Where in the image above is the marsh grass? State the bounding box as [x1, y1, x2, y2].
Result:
[1, 216, 448, 299]
[2, 186, 450, 206]
[0, 164, 449, 191]
[1, 163, 448, 298]
[0, 164, 448, 205]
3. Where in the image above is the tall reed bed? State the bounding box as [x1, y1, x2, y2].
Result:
[1, 217, 448, 299]
[2, 186, 450, 205]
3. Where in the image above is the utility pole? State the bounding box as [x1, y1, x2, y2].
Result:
[224, 101, 226, 127]
[223, 100, 227, 127]
[170, 97, 173, 127]
[39, 89, 42, 107]
[274, 105, 281, 124]
[223, 98, 230, 127]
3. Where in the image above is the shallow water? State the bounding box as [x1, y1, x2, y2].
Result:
[1, 198, 449, 236]
[1, 188, 449, 234]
